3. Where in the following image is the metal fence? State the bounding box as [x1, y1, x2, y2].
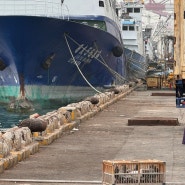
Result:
[124, 48, 147, 80]
[102, 160, 166, 185]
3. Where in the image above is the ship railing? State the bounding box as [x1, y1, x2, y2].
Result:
[122, 0, 143, 4]
[0, 0, 69, 20]
[125, 50, 147, 78]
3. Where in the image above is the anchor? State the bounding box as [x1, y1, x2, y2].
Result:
[7, 75, 34, 112]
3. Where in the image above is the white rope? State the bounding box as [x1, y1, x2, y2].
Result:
[64, 34, 102, 94]
[90, 41, 126, 83]
[65, 34, 127, 84]
[95, 48, 127, 83]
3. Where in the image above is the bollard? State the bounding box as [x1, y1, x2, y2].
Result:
[182, 128, 185, 144]
[18, 118, 47, 132]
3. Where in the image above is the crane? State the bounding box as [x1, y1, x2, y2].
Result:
[174, 0, 185, 107]
[144, 0, 174, 17]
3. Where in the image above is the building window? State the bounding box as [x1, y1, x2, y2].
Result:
[99, 0, 104, 7]
[127, 8, 133, 13]
[129, 26, 135, 31]
[122, 26, 128, 30]
[134, 8, 140, 13]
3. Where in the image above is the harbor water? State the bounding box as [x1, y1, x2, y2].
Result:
[0, 97, 83, 129]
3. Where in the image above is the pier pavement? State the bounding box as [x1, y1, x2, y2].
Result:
[0, 88, 185, 185]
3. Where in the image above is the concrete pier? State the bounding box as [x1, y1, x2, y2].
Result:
[0, 87, 185, 185]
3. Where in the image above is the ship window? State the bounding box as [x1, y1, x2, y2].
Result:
[122, 26, 128, 30]
[99, 0, 104, 7]
[134, 8, 140, 13]
[129, 26, 135, 31]
[127, 8, 133, 13]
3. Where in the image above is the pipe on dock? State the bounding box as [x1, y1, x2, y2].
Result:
[0, 179, 101, 184]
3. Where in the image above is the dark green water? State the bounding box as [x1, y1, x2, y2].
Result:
[0, 98, 82, 129]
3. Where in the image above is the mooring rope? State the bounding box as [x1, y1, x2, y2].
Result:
[64, 33, 127, 84]
[92, 41, 127, 84]
[64, 33, 102, 94]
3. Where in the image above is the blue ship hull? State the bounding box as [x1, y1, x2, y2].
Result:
[0, 16, 125, 103]
[124, 48, 146, 79]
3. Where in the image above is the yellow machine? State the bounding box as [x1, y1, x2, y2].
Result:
[146, 77, 161, 89]
[174, 0, 185, 79]
[174, 0, 185, 107]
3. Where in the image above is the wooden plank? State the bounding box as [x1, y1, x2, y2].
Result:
[128, 117, 179, 126]
[151, 92, 175, 96]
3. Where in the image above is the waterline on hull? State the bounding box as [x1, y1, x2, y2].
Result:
[0, 85, 104, 103]
[0, 85, 106, 128]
